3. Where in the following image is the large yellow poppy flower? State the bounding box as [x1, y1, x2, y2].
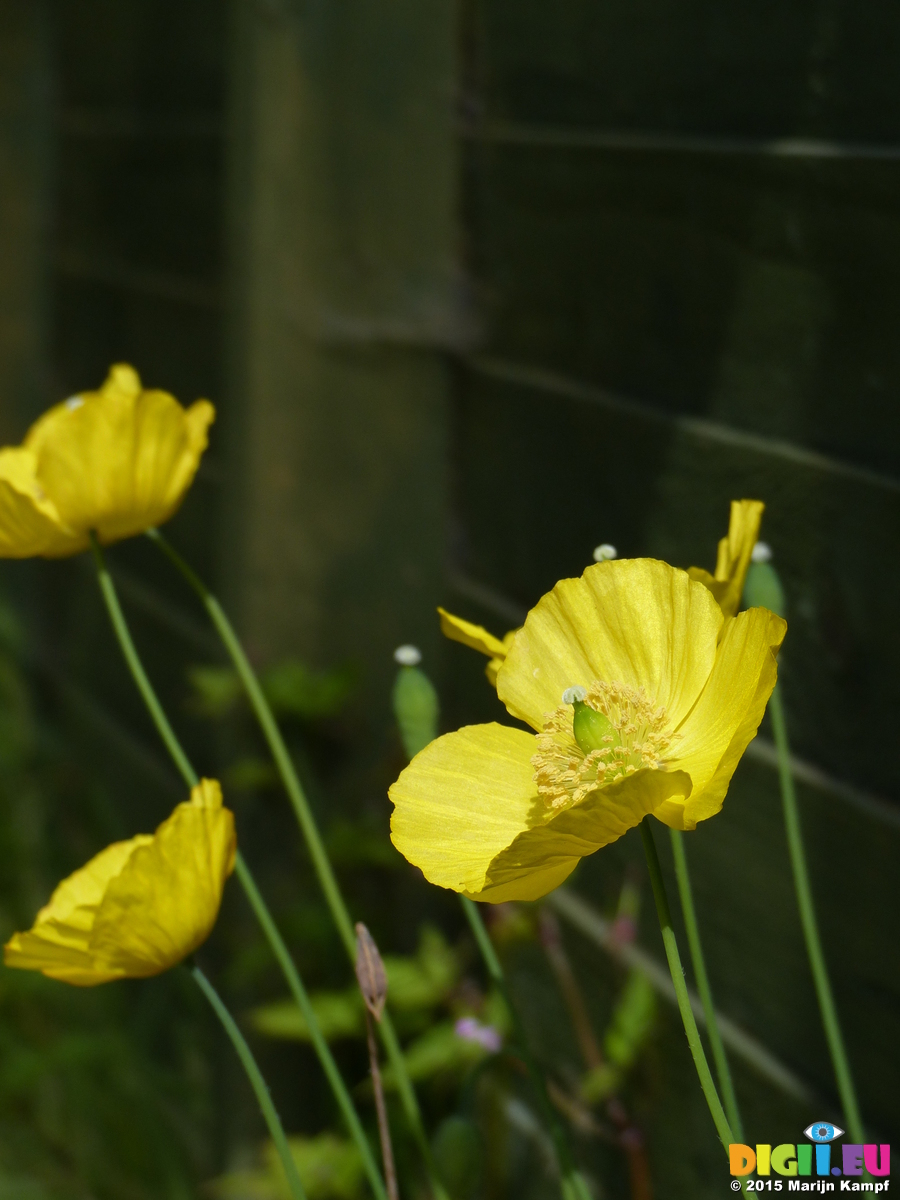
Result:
[390, 560, 785, 904]
[4, 780, 236, 985]
[0, 364, 214, 558]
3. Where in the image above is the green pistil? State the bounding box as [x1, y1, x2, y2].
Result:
[572, 699, 613, 755]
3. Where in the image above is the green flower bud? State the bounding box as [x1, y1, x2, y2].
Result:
[743, 560, 786, 618]
[393, 661, 439, 759]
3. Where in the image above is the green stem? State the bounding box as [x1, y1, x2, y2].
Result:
[90, 536, 387, 1200]
[192, 965, 307, 1200]
[235, 858, 387, 1200]
[639, 819, 734, 1149]
[769, 684, 865, 1142]
[461, 897, 592, 1200]
[148, 530, 446, 1199]
[91, 534, 196, 789]
[669, 828, 744, 1141]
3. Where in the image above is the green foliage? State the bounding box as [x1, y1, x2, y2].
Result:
[432, 1116, 483, 1200]
[261, 661, 356, 721]
[187, 660, 355, 723]
[210, 1134, 365, 1200]
[0, 587, 208, 1200]
[250, 926, 460, 1043]
[581, 970, 657, 1103]
[187, 665, 245, 718]
[383, 1021, 489, 1086]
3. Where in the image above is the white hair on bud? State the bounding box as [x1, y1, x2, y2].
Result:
[562, 685, 587, 705]
[593, 543, 617, 562]
[394, 644, 422, 666]
[751, 541, 773, 564]
[65, 395, 84, 411]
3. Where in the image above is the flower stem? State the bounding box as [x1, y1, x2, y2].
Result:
[639, 819, 734, 1149]
[192, 964, 307, 1200]
[147, 530, 446, 1199]
[364, 1010, 400, 1200]
[669, 828, 744, 1142]
[461, 897, 592, 1200]
[91, 534, 196, 789]
[769, 684, 865, 1143]
[90, 536, 387, 1200]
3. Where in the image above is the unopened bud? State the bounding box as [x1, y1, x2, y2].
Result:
[393, 662, 439, 758]
[743, 559, 786, 618]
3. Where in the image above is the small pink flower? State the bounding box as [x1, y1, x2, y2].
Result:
[455, 1016, 502, 1053]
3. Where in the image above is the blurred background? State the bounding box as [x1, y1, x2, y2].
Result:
[0, 1, 898, 1197]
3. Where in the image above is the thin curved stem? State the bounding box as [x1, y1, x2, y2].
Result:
[192, 965, 307, 1200]
[91, 534, 196, 789]
[669, 828, 744, 1141]
[769, 685, 865, 1142]
[462, 897, 592, 1200]
[148, 529, 447, 1199]
[90, 537, 387, 1200]
[639, 819, 734, 1150]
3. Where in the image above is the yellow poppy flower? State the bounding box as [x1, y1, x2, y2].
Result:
[391, 560, 785, 903]
[4, 780, 236, 985]
[687, 499, 764, 619]
[438, 607, 516, 685]
[0, 363, 214, 558]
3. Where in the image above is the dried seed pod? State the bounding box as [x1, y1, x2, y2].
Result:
[355, 922, 388, 1022]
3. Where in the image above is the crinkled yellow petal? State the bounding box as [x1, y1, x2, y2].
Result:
[3, 779, 235, 986]
[655, 607, 786, 830]
[497, 559, 723, 733]
[90, 779, 236, 977]
[687, 499, 764, 619]
[389, 722, 692, 904]
[390, 723, 538, 895]
[438, 608, 510, 660]
[24, 364, 215, 545]
[3, 837, 149, 984]
[473, 767, 692, 903]
[0, 448, 87, 558]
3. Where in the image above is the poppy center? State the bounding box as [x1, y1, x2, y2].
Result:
[531, 680, 677, 811]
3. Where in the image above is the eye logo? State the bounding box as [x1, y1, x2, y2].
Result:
[803, 1122, 845, 1143]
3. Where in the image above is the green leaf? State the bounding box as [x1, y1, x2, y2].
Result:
[249, 991, 363, 1043]
[262, 661, 355, 720]
[186, 665, 243, 718]
[383, 1021, 487, 1086]
[210, 1134, 365, 1200]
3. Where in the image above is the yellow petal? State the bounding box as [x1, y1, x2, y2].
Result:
[687, 499, 764, 618]
[4, 779, 235, 986]
[438, 608, 510, 660]
[3, 837, 149, 984]
[389, 722, 691, 903]
[90, 779, 236, 977]
[24, 364, 215, 545]
[390, 723, 538, 896]
[655, 607, 786, 829]
[497, 559, 723, 733]
[0, 448, 87, 558]
[473, 767, 692, 903]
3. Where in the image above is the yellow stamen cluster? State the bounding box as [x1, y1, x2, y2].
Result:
[531, 680, 678, 810]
